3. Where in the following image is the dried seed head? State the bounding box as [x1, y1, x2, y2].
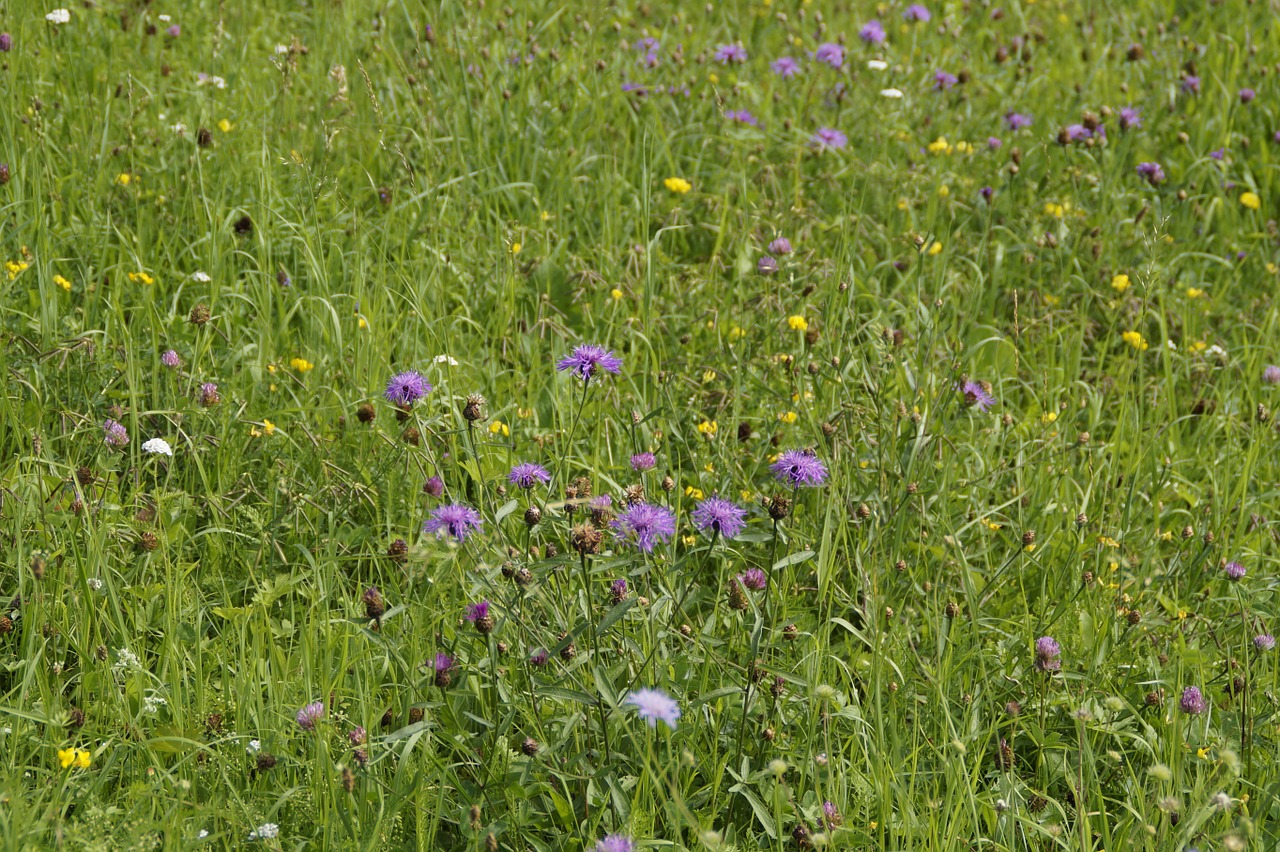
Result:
[570, 523, 603, 555]
[386, 539, 408, 563]
[523, 505, 542, 527]
[728, 578, 749, 610]
[660, 475, 675, 492]
[783, 623, 799, 641]
[138, 531, 160, 552]
[356, 403, 376, 424]
[1021, 529, 1036, 546]
[408, 707, 425, 724]
[521, 737, 540, 756]
[188, 303, 211, 325]
[856, 503, 871, 519]
[463, 394, 486, 422]
[767, 494, 791, 521]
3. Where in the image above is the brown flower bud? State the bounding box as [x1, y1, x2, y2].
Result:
[356, 403, 376, 424]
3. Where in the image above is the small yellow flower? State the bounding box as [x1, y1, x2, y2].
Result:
[290, 357, 313, 372]
[1185, 287, 1204, 298]
[1189, 340, 1207, 353]
[1023, 543, 1036, 553]
[927, 136, 950, 155]
[217, 119, 233, 133]
[787, 315, 808, 331]
[269, 383, 277, 392]
[703, 462, 714, 473]
[681, 534, 697, 546]
[729, 325, 745, 341]
[1240, 191, 1261, 210]
[5, 260, 29, 279]
[74, 749, 91, 769]
[778, 411, 798, 424]
[1043, 293, 1061, 306]
[1041, 412, 1057, 424]
[1044, 202, 1065, 219]
[927, 241, 943, 255]
[610, 288, 623, 300]
[1099, 536, 1121, 548]
[540, 209, 551, 222]
[510, 242, 522, 255]
[58, 748, 76, 769]
[1267, 262, 1278, 275]
[896, 198, 909, 211]
[1121, 330, 1149, 351]
[937, 185, 950, 198]
[740, 490, 753, 502]
[54, 275, 72, 291]
[696, 420, 718, 436]
[357, 316, 368, 329]
[684, 486, 705, 500]
[1160, 530, 1173, 541]
[708, 72, 719, 84]
[1197, 747, 1210, 760]
[262, 419, 276, 436]
[663, 177, 692, 194]
[128, 271, 155, 285]
[953, 140, 973, 154]
[488, 420, 509, 437]
[518, 407, 533, 418]
[116, 173, 133, 186]
[1110, 274, 1131, 292]
[702, 370, 716, 383]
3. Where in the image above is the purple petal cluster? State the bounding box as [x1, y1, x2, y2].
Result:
[296, 701, 324, 732]
[557, 344, 623, 381]
[630, 452, 656, 471]
[508, 462, 551, 490]
[859, 20, 886, 45]
[771, 57, 800, 78]
[624, 687, 681, 729]
[1179, 686, 1207, 714]
[811, 128, 848, 150]
[814, 43, 844, 70]
[1034, 636, 1061, 672]
[771, 449, 829, 487]
[611, 502, 677, 552]
[385, 371, 431, 407]
[424, 503, 483, 541]
[691, 496, 748, 539]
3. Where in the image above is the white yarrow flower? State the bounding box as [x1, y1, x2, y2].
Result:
[867, 60, 888, 71]
[249, 823, 279, 841]
[190, 271, 211, 282]
[434, 354, 459, 366]
[46, 9, 71, 24]
[142, 438, 173, 456]
[880, 88, 904, 99]
[246, 739, 261, 753]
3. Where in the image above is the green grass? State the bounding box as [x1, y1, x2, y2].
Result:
[1, 0, 1279, 849]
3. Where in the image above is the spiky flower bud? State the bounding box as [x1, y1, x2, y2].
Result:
[523, 505, 542, 527]
[356, 403, 376, 424]
[521, 737, 539, 756]
[188, 303, 211, 325]
[463, 394, 486, 422]
[387, 539, 408, 563]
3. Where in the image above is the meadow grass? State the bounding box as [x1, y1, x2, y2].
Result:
[1, 0, 1279, 849]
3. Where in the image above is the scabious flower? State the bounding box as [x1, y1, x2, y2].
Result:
[757, 255, 778, 274]
[1224, 561, 1246, 581]
[1118, 107, 1142, 130]
[811, 128, 848, 150]
[770, 56, 800, 78]
[1255, 634, 1276, 652]
[630, 452, 656, 472]
[1264, 365, 1280, 384]
[557, 344, 623, 381]
[726, 109, 759, 126]
[739, 568, 767, 590]
[509, 462, 551, 490]
[611, 502, 676, 552]
[771, 449, 829, 487]
[595, 835, 634, 852]
[933, 70, 959, 91]
[1004, 112, 1032, 131]
[859, 20, 886, 44]
[1180, 686, 1207, 714]
[714, 43, 747, 64]
[161, 349, 182, 369]
[958, 380, 996, 411]
[424, 503, 483, 542]
[768, 237, 792, 255]
[625, 687, 681, 729]
[692, 496, 748, 539]
[103, 419, 129, 448]
[385, 371, 430, 407]
[903, 4, 931, 21]
[814, 43, 845, 69]
[296, 701, 324, 732]
[1034, 636, 1061, 672]
[1136, 162, 1166, 185]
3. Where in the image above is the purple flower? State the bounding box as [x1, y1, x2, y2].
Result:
[738, 568, 767, 591]
[640, 51, 660, 69]
[0, 33, 11, 52]
[529, 648, 550, 666]
[424, 503, 483, 542]
[771, 56, 800, 78]
[1182, 75, 1200, 94]
[633, 37, 659, 53]
[859, 20, 886, 44]
[611, 502, 676, 552]
[904, 4, 931, 21]
[103, 419, 129, 448]
[424, 475, 444, 497]
[1063, 124, 1092, 142]
[464, 601, 490, 623]
[958, 380, 996, 411]
[980, 186, 995, 202]
[811, 127, 848, 150]
[770, 449, 829, 487]
[630, 452, 656, 472]
[595, 835, 635, 852]
[691, 496, 748, 539]
[1034, 636, 1061, 672]
[1240, 88, 1256, 104]
[508, 462, 551, 490]
[161, 349, 182, 369]
[822, 800, 843, 828]
[757, 255, 778, 274]
[1225, 561, 1246, 581]
[610, 578, 628, 600]
[1004, 112, 1033, 131]
[1210, 148, 1225, 161]
[987, 137, 1003, 150]
[1264, 365, 1280, 385]
[768, 237, 792, 255]
[166, 24, 180, 38]
[814, 42, 845, 69]
[199, 382, 220, 407]
[557, 344, 623, 382]
[933, 70, 958, 91]
[296, 701, 324, 732]
[348, 726, 367, 745]
[1255, 634, 1276, 652]
[1179, 686, 1207, 714]
[1136, 162, 1166, 185]
[621, 82, 649, 96]
[385, 371, 431, 407]
[726, 109, 759, 127]
[1119, 107, 1142, 131]
[624, 687, 681, 729]
[714, 43, 747, 64]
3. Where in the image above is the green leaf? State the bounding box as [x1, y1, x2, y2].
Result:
[772, 549, 815, 571]
[597, 598, 635, 634]
[537, 687, 597, 706]
[495, 499, 519, 523]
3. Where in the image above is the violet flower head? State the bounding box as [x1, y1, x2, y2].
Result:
[859, 20, 886, 45]
[771, 449, 829, 487]
[611, 502, 677, 552]
[529, 648, 550, 666]
[1240, 88, 1256, 104]
[1004, 112, 1033, 131]
[1254, 634, 1276, 652]
[811, 127, 848, 150]
[933, 70, 959, 91]
[161, 349, 182, 369]
[814, 43, 845, 69]
[904, 4, 931, 21]
[757, 255, 778, 274]
[166, 24, 180, 38]
[1224, 561, 1246, 581]
[726, 109, 759, 126]
[433, 653, 454, 674]
[768, 237, 792, 255]
[1136, 162, 1166, 185]
[610, 578, 628, 600]
[1119, 107, 1142, 130]
[691, 496, 748, 539]
[508, 462, 551, 490]
[103, 419, 129, 448]
[624, 687, 681, 729]
[464, 600, 490, 624]
[738, 567, 767, 591]
[1181, 75, 1200, 94]
[595, 835, 634, 852]
[0, 33, 11, 52]
[1179, 686, 1207, 714]
[199, 382, 220, 407]
[296, 701, 324, 732]
[1209, 148, 1225, 161]
[633, 37, 659, 53]
[557, 344, 623, 382]
[630, 452, 656, 472]
[424, 475, 445, 497]
[348, 726, 367, 746]
[1034, 636, 1061, 672]
[987, 137, 1003, 150]
[771, 56, 800, 78]
[980, 186, 995, 202]
[424, 503, 483, 542]
[1264, 365, 1280, 385]
[1063, 124, 1092, 142]
[958, 380, 996, 411]
[385, 371, 431, 407]
[714, 43, 747, 64]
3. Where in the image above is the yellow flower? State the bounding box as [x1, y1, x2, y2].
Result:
[1043, 293, 1061, 306]
[1185, 287, 1204, 298]
[54, 275, 72, 291]
[926, 136, 950, 155]
[5, 260, 29, 279]
[927, 241, 943, 255]
[518, 407, 533, 418]
[74, 749, 91, 769]
[128, 271, 154, 285]
[1110, 274, 1130, 292]
[1240, 191, 1261, 210]
[703, 462, 714, 473]
[1189, 340, 1207, 353]
[1121, 330, 1149, 351]
[953, 140, 973, 154]
[290, 357, 313, 372]
[1197, 747, 1210, 760]
[1160, 530, 1173, 541]
[787, 315, 808, 331]
[116, 173, 133, 186]
[681, 534, 697, 546]
[708, 72, 719, 84]
[702, 370, 716, 383]
[896, 198, 909, 211]
[262, 419, 276, 436]
[610, 288, 623, 300]
[510, 242, 522, 255]
[778, 411, 798, 424]
[217, 119, 233, 133]
[1044, 202, 1065, 219]
[740, 490, 753, 502]
[488, 420, 509, 437]
[58, 748, 76, 769]
[1267, 262, 1278, 275]
[1099, 536, 1121, 548]
[267, 364, 277, 374]
[729, 325, 745, 341]
[663, 177, 692, 194]
[696, 420, 718, 436]
[1023, 543, 1036, 553]
[683, 486, 705, 500]
[357, 316, 368, 329]
[1041, 412, 1057, 424]
[937, 185, 950, 198]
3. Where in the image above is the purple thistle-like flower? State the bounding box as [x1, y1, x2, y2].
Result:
[634, 37, 659, 52]
[768, 237, 792, 255]
[1240, 88, 1256, 104]
[771, 56, 800, 78]
[771, 449, 829, 487]
[1034, 636, 1061, 672]
[692, 496, 748, 539]
[811, 127, 848, 150]
[814, 43, 845, 69]
[424, 475, 444, 497]
[1210, 148, 1225, 161]
[1180, 686, 1207, 714]
[595, 835, 635, 852]
[610, 578, 628, 600]
[1004, 112, 1033, 131]
[757, 255, 778, 274]
[557, 344, 623, 382]
[1224, 561, 1246, 581]
[161, 349, 182, 369]
[624, 687, 681, 729]
[980, 186, 995, 202]
[1136, 162, 1166, 185]
[739, 568, 767, 591]
[385, 371, 431, 407]
[530, 647, 550, 666]
[1182, 75, 1200, 94]
[714, 43, 747, 64]
[1119, 107, 1142, 131]
[464, 601, 490, 623]
[1063, 124, 1092, 142]
[509, 462, 551, 490]
[1264, 365, 1280, 385]
[103, 419, 129, 448]
[987, 137, 1003, 150]
[433, 652, 454, 672]
[933, 70, 959, 91]
[1255, 634, 1276, 652]
[859, 20, 886, 44]
[424, 503, 483, 542]
[296, 701, 324, 732]
[904, 4, 931, 21]
[200, 382, 220, 407]
[166, 24, 180, 38]
[0, 33, 11, 52]
[630, 452, 656, 472]
[726, 109, 759, 126]
[348, 726, 367, 746]
[611, 502, 677, 552]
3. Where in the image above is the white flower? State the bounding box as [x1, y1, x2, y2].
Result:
[867, 60, 888, 71]
[190, 271, 211, 282]
[87, 578, 103, 591]
[158, 14, 171, 22]
[434, 354, 459, 366]
[170, 123, 187, 135]
[1167, 340, 1178, 350]
[275, 44, 290, 55]
[196, 73, 226, 89]
[246, 739, 261, 753]
[1207, 344, 1227, 357]
[249, 823, 279, 841]
[143, 693, 168, 714]
[142, 438, 173, 456]
[880, 88, 904, 99]
[46, 9, 70, 24]
[197, 830, 209, 839]
[112, 648, 141, 673]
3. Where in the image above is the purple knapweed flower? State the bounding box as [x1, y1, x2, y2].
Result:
[103, 419, 129, 448]
[987, 137, 1003, 150]
[424, 475, 445, 497]
[1179, 686, 1207, 714]
[611, 502, 677, 552]
[620, 82, 649, 96]
[1119, 107, 1141, 131]
[0, 33, 11, 52]
[1182, 75, 1200, 94]
[385, 371, 431, 407]
[166, 24, 180, 38]
[738, 568, 767, 591]
[296, 701, 324, 732]
[1034, 636, 1061, 672]
[980, 186, 995, 202]
[1063, 124, 1092, 142]
[714, 43, 747, 64]
[634, 37, 659, 53]
[595, 835, 635, 852]
[771, 449, 829, 487]
[1224, 561, 1246, 581]
[904, 4, 931, 21]
[557, 344, 623, 382]
[859, 20, 886, 44]
[348, 726, 367, 746]
[691, 496, 748, 539]
[958, 380, 996, 411]
[811, 127, 848, 150]
[814, 43, 845, 69]
[1004, 112, 1033, 131]
[757, 255, 778, 274]
[624, 687, 681, 729]
[1264, 365, 1280, 385]
[726, 109, 759, 126]
[771, 56, 800, 78]
[933, 70, 958, 91]
[610, 578, 628, 600]
[424, 503, 483, 542]
[1255, 634, 1276, 652]
[630, 452, 656, 472]
[465, 601, 490, 624]
[509, 462, 551, 490]
[529, 648, 550, 666]
[768, 237, 792, 255]
[1136, 162, 1166, 185]
[1240, 88, 1256, 103]
[822, 800, 843, 828]
[161, 349, 182, 369]
[1210, 148, 1225, 161]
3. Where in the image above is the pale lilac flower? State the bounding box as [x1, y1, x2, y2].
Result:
[859, 20, 886, 44]
[1004, 112, 1032, 131]
[1254, 634, 1275, 652]
[811, 127, 848, 150]
[1034, 636, 1061, 672]
[424, 503, 483, 541]
[1118, 107, 1141, 131]
[691, 496, 748, 539]
[1264, 365, 1280, 384]
[1179, 686, 1207, 714]
[904, 4, 931, 21]
[738, 568, 767, 590]
[933, 70, 958, 91]
[1136, 162, 1165, 185]
[814, 43, 845, 69]
[771, 56, 800, 78]
[1224, 561, 1246, 581]
[1181, 75, 1200, 94]
[625, 687, 681, 729]
[385, 371, 431, 406]
[161, 349, 182, 369]
[987, 137, 1002, 150]
[714, 43, 747, 64]
[768, 237, 792, 255]
[757, 255, 778, 274]
[630, 452, 656, 471]
[726, 109, 758, 127]
[1240, 88, 1256, 104]
[296, 701, 324, 731]
[595, 836, 634, 852]
[104, 419, 129, 448]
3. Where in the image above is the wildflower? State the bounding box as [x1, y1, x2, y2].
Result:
[612, 503, 677, 552]
[1062, 124, 1092, 142]
[714, 43, 747, 64]
[1004, 112, 1032, 131]
[5, 260, 29, 280]
[217, 119, 233, 133]
[54, 274, 72, 291]
[558, 344, 623, 383]
[1263, 366, 1280, 384]
[1111, 274, 1131, 292]
[980, 186, 995, 202]
[814, 43, 844, 69]
[103, 419, 129, 448]
[529, 648, 550, 666]
[691, 496, 748, 539]
[424, 475, 444, 497]
[625, 687, 681, 729]
[1240, 88, 1256, 103]
[488, 420, 509, 436]
[199, 383, 220, 407]
[859, 20, 886, 44]
[927, 137, 950, 154]
[1210, 148, 1225, 161]
[596, 835, 634, 852]
[757, 255, 778, 274]
[1136, 162, 1165, 185]
[508, 462, 551, 490]
[0, 33, 10, 52]
[1122, 331, 1149, 351]
[1224, 561, 1246, 581]
[779, 410, 798, 424]
[1181, 75, 1200, 94]
[348, 726, 367, 746]
[661, 175, 692, 194]
[770, 56, 800, 78]
[424, 504, 483, 542]
[384, 371, 431, 407]
[959, 380, 996, 412]
[771, 449, 829, 487]
[768, 237, 792, 255]
[811, 127, 848, 150]
[296, 701, 324, 732]
[433, 652, 455, 686]
[58, 747, 89, 769]
[261, 419, 276, 436]
[1119, 107, 1142, 130]
[1034, 636, 1061, 672]
[465, 600, 492, 625]
[867, 59, 888, 71]
[128, 271, 155, 285]
[161, 349, 182, 369]
[142, 438, 173, 457]
[248, 824, 279, 841]
[697, 420, 717, 436]
[1254, 634, 1276, 652]
[725, 109, 759, 126]
[1241, 192, 1262, 210]
[932, 70, 958, 91]
[290, 357, 313, 373]
[46, 9, 71, 24]
[630, 452, 656, 472]
[739, 568, 767, 590]
[1179, 686, 1207, 714]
